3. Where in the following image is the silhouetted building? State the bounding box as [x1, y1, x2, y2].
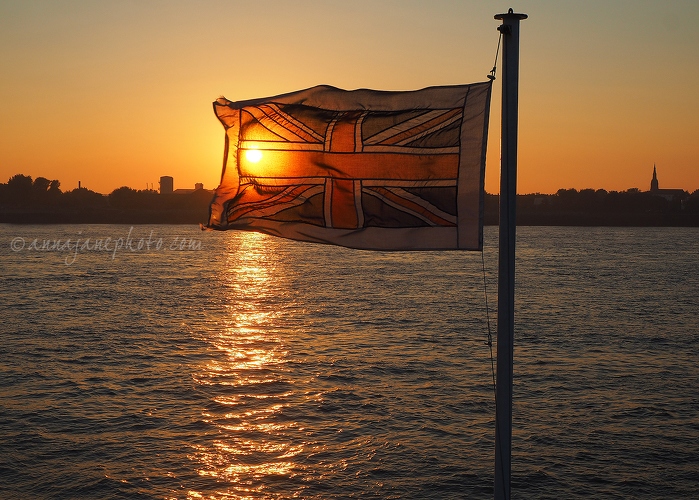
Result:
[649, 164, 687, 202]
[159, 176, 174, 194]
[650, 165, 659, 191]
[173, 182, 210, 195]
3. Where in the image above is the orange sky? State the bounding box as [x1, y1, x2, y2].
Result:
[1, 1, 698, 195]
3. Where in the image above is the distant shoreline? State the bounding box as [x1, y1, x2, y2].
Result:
[2, 177, 698, 227]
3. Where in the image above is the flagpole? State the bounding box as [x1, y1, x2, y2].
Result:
[493, 8, 527, 500]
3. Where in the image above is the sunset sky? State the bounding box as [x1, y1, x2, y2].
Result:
[1, 0, 698, 195]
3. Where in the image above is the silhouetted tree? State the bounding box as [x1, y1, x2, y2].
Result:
[108, 187, 161, 210]
[32, 177, 52, 205]
[47, 179, 62, 204]
[61, 187, 108, 208]
[108, 186, 138, 209]
[33, 177, 50, 192]
[5, 174, 34, 206]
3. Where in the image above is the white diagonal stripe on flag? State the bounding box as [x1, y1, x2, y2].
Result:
[233, 184, 324, 219]
[384, 187, 457, 224]
[363, 109, 446, 144]
[393, 114, 462, 146]
[265, 103, 325, 142]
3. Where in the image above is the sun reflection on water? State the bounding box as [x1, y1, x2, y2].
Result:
[190, 232, 303, 498]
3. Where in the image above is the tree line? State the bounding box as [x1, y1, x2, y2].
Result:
[2, 174, 699, 225]
[0, 174, 212, 223]
[484, 188, 699, 226]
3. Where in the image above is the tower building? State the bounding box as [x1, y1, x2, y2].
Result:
[648, 165, 686, 202]
[650, 164, 659, 192]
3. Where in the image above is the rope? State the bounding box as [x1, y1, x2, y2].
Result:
[482, 248, 496, 399]
[482, 29, 502, 401]
[488, 32, 503, 81]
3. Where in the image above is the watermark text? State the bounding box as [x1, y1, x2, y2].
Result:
[10, 227, 202, 265]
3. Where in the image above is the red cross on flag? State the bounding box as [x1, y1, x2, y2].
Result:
[207, 82, 492, 250]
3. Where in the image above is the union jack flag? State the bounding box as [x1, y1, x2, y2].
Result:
[208, 83, 491, 250]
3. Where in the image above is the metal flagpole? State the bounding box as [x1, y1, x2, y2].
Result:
[493, 8, 527, 500]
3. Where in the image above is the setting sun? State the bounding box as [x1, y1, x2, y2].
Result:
[245, 149, 263, 163]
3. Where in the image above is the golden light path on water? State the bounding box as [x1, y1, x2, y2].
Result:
[190, 232, 307, 499]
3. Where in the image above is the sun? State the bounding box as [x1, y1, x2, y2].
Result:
[245, 149, 263, 163]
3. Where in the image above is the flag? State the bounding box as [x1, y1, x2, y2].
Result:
[207, 82, 491, 250]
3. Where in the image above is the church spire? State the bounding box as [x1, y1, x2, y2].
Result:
[651, 163, 659, 191]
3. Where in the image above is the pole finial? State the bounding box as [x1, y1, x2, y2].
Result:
[494, 11, 528, 21]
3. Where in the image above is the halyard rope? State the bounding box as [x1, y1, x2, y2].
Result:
[482, 248, 496, 399]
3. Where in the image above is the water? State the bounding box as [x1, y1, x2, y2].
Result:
[0, 225, 697, 499]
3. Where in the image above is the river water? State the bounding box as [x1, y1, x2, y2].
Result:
[1, 224, 697, 499]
